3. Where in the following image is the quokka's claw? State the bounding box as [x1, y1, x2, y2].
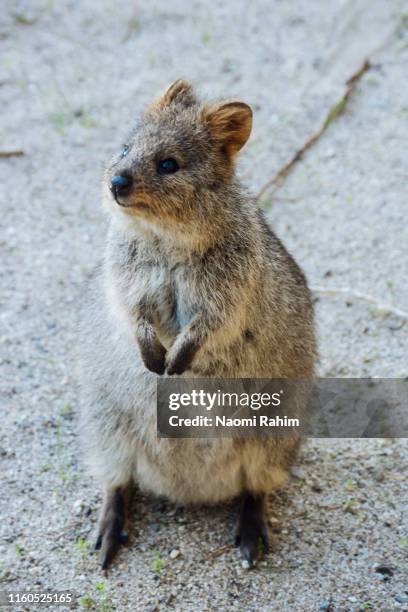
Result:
[94, 534, 102, 551]
[95, 487, 130, 570]
[239, 532, 269, 569]
[99, 526, 128, 570]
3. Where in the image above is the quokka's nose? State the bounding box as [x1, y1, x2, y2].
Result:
[110, 174, 133, 198]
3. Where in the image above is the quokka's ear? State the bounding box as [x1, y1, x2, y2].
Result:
[202, 101, 252, 157]
[152, 79, 197, 110]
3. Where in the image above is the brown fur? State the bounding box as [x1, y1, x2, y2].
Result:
[79, 80, 316, 568]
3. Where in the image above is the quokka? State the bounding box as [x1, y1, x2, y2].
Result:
[79, 80, 316, 569]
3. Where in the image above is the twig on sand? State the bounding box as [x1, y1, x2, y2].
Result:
[204, 543, 234, 560]
[53, 518, 83, 541]
[0, 150, 25, 158]
[256, 59, 371, 200]
[311, 286, 408, 321]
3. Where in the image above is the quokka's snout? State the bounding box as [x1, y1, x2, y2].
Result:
[108, 166, 153, 211]
[110, 173, 133, 200]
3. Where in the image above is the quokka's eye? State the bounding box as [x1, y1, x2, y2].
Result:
[121, 144, 130, 158]
[157, 158, 180, 175]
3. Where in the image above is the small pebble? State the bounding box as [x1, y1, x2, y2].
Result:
[291, 467, 305, 479]
[318, 602, 331, 612]
[310, 479, 322, 493]
[395, 595, 408, 604]
[373, 470, 385, 482]
[169, 549, 180, 560]
[73, 499, 85, 515]
[383, 512, 397, 526]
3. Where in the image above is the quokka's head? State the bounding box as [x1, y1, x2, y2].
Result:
[104, 80, 252, 230]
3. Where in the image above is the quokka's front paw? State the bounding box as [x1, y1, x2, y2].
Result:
[140, 342, 167, 375]
[165, 338, 199, 376]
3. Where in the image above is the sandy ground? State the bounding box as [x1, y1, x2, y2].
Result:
[1, 0, 407, 610]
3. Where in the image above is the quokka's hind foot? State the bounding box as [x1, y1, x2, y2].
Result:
[95, 484, 132, 570]
[235, 493, 269, 569]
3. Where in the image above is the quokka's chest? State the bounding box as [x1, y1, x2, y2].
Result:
[123, 263, 202, 342]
